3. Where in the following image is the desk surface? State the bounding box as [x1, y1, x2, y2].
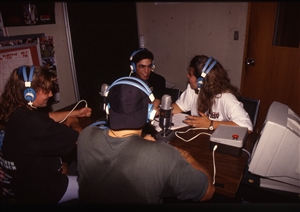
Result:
[60, 101, 257, 199]
[169, 128, 257, 198]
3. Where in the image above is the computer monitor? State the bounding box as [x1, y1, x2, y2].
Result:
[248, 101, 300, 193]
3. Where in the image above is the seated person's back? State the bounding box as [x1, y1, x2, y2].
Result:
[77, 76, 214, 204]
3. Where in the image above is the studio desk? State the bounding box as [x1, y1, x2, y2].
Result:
[168, 127, 257, 198]
[59, 102, 257, 199]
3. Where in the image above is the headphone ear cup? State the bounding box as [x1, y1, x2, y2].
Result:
[106, 103, 110, 115]
[130, 62, 136, 72]
[147, 103, 156, 122]
[24, 88, 36, 102]
[197, 77, 203, 88]
[151, 62, 155, 71]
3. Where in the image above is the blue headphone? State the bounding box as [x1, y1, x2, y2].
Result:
[105, 76, 156, 123]
[89, 120, 109, 129]
[129, 48, 155, 73]
[197, 57, 218, 88]
[18, 66, 36, 104]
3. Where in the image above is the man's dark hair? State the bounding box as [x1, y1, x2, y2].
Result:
[132, 48, 154, 64]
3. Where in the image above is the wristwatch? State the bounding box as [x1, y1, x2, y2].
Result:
[209, 120, 214, 130]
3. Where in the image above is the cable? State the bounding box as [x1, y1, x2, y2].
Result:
[59, 99, 88, 123]
[242, 148, 251, 165]
[175, 127, 212, 142]
[212, 144, 218, 185]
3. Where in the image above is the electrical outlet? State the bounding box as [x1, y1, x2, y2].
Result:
[234, 31, 239, 40]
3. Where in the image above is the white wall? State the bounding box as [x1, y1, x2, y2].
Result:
[4, 2, 248, 109]
[136, 2, 248, 91]
[5, 3, 76, 111]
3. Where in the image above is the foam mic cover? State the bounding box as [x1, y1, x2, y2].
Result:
[100, 83, 109, 111]
[159, 94, 172, 134]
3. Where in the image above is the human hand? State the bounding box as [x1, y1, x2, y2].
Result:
[143, 134, 156, 142]
[154, 107, 160, 117]
[77, 107, 92, 117]
[61, 162, 68, 175]
[182, 112, 210, 128]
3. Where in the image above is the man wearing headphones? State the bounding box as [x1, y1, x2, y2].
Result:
[129, 48, 166, 111]
[77, 77, 215, 204]
[172, 55, 252, 132]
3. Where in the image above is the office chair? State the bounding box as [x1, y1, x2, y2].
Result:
[238, 96, 260, 129]
[164, 88, 182, 103]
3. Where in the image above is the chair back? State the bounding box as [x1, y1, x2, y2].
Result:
[238, 96, 260, 128]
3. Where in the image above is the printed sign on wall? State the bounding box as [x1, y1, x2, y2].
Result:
[0, 34, 60, 103]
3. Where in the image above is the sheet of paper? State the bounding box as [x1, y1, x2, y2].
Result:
[153, 113, 189, 132]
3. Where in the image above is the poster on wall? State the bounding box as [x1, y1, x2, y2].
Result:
[1, 1, 55, 27]
[40, 36, 60, 103]
[0, 34, 60, 103]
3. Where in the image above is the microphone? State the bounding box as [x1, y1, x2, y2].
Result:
[99, 83, 109, 112]
[155, 94, 175, 143]
[159, 94, 172, 135]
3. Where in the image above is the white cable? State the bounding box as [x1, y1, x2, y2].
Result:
[242, 148, 251, 165]
[212, 145, 218, 185]
[175, 127, 211, 142]
[59, 100, 88, 123]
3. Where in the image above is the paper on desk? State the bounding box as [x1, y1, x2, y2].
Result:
[153, 113, 189, 132]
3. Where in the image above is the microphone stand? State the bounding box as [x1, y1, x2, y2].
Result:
[155, 127, 175, 143]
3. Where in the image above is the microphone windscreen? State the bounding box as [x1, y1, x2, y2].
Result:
[161, 94, 172, 110]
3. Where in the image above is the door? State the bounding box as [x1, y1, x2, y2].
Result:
[240, 2, 299, 132]
[66, 2, 140, 101]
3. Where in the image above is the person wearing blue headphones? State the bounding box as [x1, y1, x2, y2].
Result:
[77, 76, 215, 204]
[129, 48, 166, 111]
[0, 65, 92, 205]
[172, 55, 253, 133]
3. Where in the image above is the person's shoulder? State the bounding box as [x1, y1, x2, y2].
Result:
[217, 93, 240, 107]
[220, 92, 238, 101]
[149, 140, 181, 155]
[78, 126, 106, 144]
[14, 106, 49, 121]
[151, 71, 165, 80]
[185, 84, 197, 95]
[81, 125, 105, 135]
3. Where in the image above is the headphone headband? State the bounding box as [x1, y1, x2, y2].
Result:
[105, 77, 155, 102]
[201, 57, 218, 78]
[129, 48, 147, 61]
[197, 57, 218, 88]
[105, 76, 156, 124]
[22, 66, 34, 87]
